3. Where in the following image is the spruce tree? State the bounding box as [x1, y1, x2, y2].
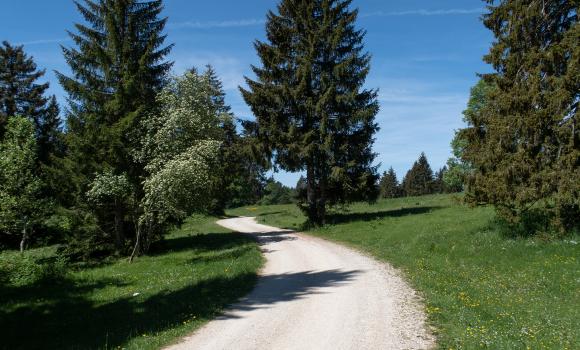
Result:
[0, 41, 49, 139]
[37, 96, 64, 167]
[379, 167, 399, 198]
[57, 0, 173, 254]
[241, 0, 380, 225]
[57, 0, 173, 181]
[460, 0, 579, 232]
[0, 42, 68, 205]
[402, 153, 434, 197]
[433, 166, 447, 194]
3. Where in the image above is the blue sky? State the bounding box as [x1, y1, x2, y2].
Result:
[0, 0, 493, 187]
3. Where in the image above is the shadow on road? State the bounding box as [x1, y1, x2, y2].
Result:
[252, 230, 297, 245]
[217, 269, 361, 319]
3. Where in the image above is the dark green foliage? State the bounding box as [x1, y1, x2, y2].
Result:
[0, 249, 68, 286]
[433, 166, 446, 194]
[58, 0, 173, 182]
[379, 167, 400, 198]
[460, 0, 579, 234]
[0, 41, 49, 140]
[241, 0, 380, 225]
[0, 43, 73, 250]
[36, 96, 64, 167]
[220, 120, 269, 209]
[57, 0, 173, 256]
[445, 79, 491, 194]
[202, 66, 268, 213]
[402, 153, 434, 196]
[260, 179, 295, 205]
[0, 41, 67, 197]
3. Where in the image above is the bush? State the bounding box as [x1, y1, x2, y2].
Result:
[0, 250, 68, 287]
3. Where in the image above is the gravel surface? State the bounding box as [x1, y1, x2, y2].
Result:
[166, 217, 435, 350]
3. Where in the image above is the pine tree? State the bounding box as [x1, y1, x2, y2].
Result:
[402, 153, 434, 197]
[379, 167, 399, 198]
[57, 0, 173, 181]
[241, 0, 380, 225]
[433, 166, 447, 194]
[57, 0, 173, 254]
[0, 41, 49, 139]
[0, 42, 69, 207]
[37, 96, 64, 166]
[460, 0, 579, 233]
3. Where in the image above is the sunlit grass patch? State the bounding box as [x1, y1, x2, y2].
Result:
[0, 214, 263, 349]
[229, 194, 580, 349]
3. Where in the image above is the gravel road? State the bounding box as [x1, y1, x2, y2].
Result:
[166, 217, 435, 350]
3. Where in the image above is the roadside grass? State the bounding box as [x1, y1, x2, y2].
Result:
[0, 214, 263, 350]
[229, 194, 580, 349]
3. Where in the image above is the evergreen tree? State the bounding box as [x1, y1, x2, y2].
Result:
[57, 0, 173, 254]
[444, 80, 491, 193]
[57, 0, 173, 183]
[0, 42, 69, 228]
[37, 96, 64, 167]
[433, 166, 447, 194]
[402, 153, 434, 197]
[205, 65, 231, 115]
[379, 167, 399, 198]
[0, 41, 49, 139]
[260, 178, 295, 205]
[460, 0, 579, 233]
[241, 0, 380, 225]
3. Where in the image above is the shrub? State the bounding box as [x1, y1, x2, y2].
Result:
[0, 250, 68, 287]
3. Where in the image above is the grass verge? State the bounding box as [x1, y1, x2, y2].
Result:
[229, 194, 579, 349]
[0, 214, 263, 350]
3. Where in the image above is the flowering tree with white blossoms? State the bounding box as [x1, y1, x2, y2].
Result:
[0, 117, 43, 252]
[131, 70, 224, 259]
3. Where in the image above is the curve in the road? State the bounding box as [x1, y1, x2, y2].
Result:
[166, 216, 435, 350]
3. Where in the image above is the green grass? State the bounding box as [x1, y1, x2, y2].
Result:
[0, 214, 263, 350]
[229, 194, 580, 349]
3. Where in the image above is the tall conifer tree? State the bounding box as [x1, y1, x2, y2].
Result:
[57, 0, 173, 182]
[241, 0, 379, 225]
[460, 0, 579, 232]
[402, 153, 434, 197]
[37, 96, 64, 167]
[57, 0, 173, 254]
[0, 41, 49, 139]
[379, 167, 400, 198]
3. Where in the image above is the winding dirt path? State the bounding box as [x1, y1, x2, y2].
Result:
[166, 217, 435, 350]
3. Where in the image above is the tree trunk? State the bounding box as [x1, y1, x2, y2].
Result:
[306, 161, 327, 227]
[129, 224, 142, 263]
[113, 203, 125, 253]
[318, 169, 327, 226]
[306, 163, 319, 225]
[20, 221, 28, 253]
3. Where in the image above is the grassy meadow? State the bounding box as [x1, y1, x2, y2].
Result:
[229, 194, 580, 349]
[0, 215, 263, 350]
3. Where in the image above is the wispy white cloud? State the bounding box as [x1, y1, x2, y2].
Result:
[170, 18, 266, 29]
[18, 38, 71, 46]
[361, 8, 485, 18]
[171, 52, 247, 91]
[169, 7, 484, 31]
